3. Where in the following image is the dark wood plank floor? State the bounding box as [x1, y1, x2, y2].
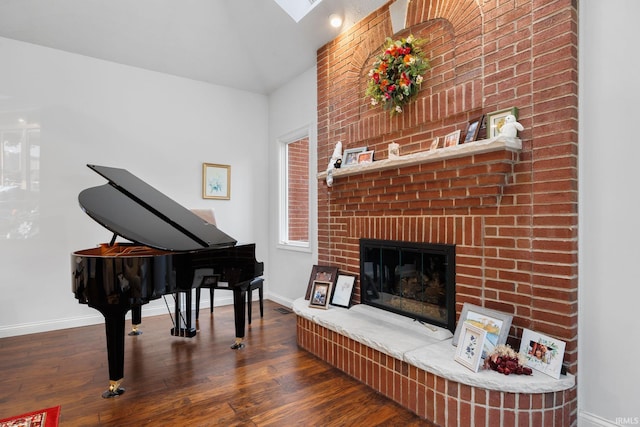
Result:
[0, 300, 432, 426]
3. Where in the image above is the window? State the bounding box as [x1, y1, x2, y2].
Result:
[1, 122, 40, 239]
[279, 128, 310, 249]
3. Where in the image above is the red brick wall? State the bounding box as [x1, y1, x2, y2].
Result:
[316, 0, 578, 379]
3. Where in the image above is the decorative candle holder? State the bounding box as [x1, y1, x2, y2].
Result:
[388, 142, 400, 159]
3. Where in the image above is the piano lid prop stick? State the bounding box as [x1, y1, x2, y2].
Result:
[162, 295, 175, 327]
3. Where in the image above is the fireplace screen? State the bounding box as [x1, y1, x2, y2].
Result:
[360, 239, 456, 332]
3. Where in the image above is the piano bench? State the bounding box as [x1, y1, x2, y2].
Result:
[196, 277, 264, 324]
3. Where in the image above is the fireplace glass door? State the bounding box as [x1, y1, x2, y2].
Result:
[360, 239, 456, 332]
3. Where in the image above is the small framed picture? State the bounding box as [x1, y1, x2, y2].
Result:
[519, 328, 566, 379]
[309, 280, 332, 309]
[305, 265, 339, 300]
[444, 130, 461, 147]
[429, 137, 440, 150]
[454, 321, 487, 372]
[357, 150, 374, 164]
[343, 147, 367, 166]
[330, 273, 357, 308]
[463, 115, 484, 143]
[202, 163, 231, 200]
[487, 107, 519, 138]
[452, 303, 513, 359]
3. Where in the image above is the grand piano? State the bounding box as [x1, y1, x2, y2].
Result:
[71, 164, 263, 398]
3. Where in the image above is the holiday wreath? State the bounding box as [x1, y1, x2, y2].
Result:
[365, 35, 430, 115]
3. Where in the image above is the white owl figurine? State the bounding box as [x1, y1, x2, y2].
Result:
[499, 114, 524, 137]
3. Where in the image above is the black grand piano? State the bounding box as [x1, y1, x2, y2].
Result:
[71, 164, 263, 398]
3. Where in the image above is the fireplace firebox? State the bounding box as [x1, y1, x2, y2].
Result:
[360, 239, 456, 332]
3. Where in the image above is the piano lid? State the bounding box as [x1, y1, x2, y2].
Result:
[78, 164, 237, 251]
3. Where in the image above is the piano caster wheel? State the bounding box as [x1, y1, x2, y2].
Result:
[231, 341, 245, 350]
[102, 381, 125, 398]
[128, 325, 142, 336]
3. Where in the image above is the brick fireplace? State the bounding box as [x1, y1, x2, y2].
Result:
[301, 0, 579, 425]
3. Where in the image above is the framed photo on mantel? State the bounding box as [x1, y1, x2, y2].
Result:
[463, 115, 484, 143]
[444, 130, 461, 147]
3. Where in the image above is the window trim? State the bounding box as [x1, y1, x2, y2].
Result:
[277, 125, 312, 252]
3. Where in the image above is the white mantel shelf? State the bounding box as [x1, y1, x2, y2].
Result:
[317, 136, 522, 180]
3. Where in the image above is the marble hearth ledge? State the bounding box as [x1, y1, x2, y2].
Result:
[293, 297, 575, 394]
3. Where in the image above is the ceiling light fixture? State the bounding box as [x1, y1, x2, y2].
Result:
[329, 13, 343, 28]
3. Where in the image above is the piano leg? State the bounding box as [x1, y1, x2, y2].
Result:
[129, 305, 143, 336]
[231, 285, 247, 349]
[102, 310, 127, 398]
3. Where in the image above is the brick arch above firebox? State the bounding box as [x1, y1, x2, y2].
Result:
[337, 2, 486, 153]
[355, 20, 460, 121]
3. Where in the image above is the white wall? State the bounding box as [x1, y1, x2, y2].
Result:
[579, 1, 640, 426]
[0, 37, 269, 337]
[266, 67, 319, 306]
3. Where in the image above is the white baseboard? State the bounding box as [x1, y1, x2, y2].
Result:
[264, 292, 294, 309]
[0, 294, 238, 338]
[579, 411, 626, 426]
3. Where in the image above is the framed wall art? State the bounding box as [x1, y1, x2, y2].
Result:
[309, 280, 332, 309]
[519, 328, 566, 379]
[305, 265, 339, 300]
[444, 130, 461, 147]
[487, 107, 519, 138]
[429, 137, 440, 150]
[452, 303, 513, 359]
[330, 273, 357, 308]
[202, 163, 231, 200]
[343, 147, 367, 166]
[454, 321, 487, 372]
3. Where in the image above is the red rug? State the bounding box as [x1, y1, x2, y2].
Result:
[0, 406, 60, 427]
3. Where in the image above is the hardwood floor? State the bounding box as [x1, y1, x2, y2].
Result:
[0, 300, 432, 426]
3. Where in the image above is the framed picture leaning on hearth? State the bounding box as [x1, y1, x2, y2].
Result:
[452, 303, 513, 359]
[454, 321, 487, 372]
[309, 280, 332, 309]
[305, 265, 339, 300]
[330, 273, 357, 308]
[519, 328, 566, 379]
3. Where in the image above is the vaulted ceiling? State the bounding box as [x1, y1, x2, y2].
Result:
[0, 0, 387, 94]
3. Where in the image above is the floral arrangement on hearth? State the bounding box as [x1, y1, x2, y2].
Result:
[483, 344, 533, 376]
[365, 35, 430, 115]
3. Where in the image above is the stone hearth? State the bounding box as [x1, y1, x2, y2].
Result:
[294, 299, 575, 426]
